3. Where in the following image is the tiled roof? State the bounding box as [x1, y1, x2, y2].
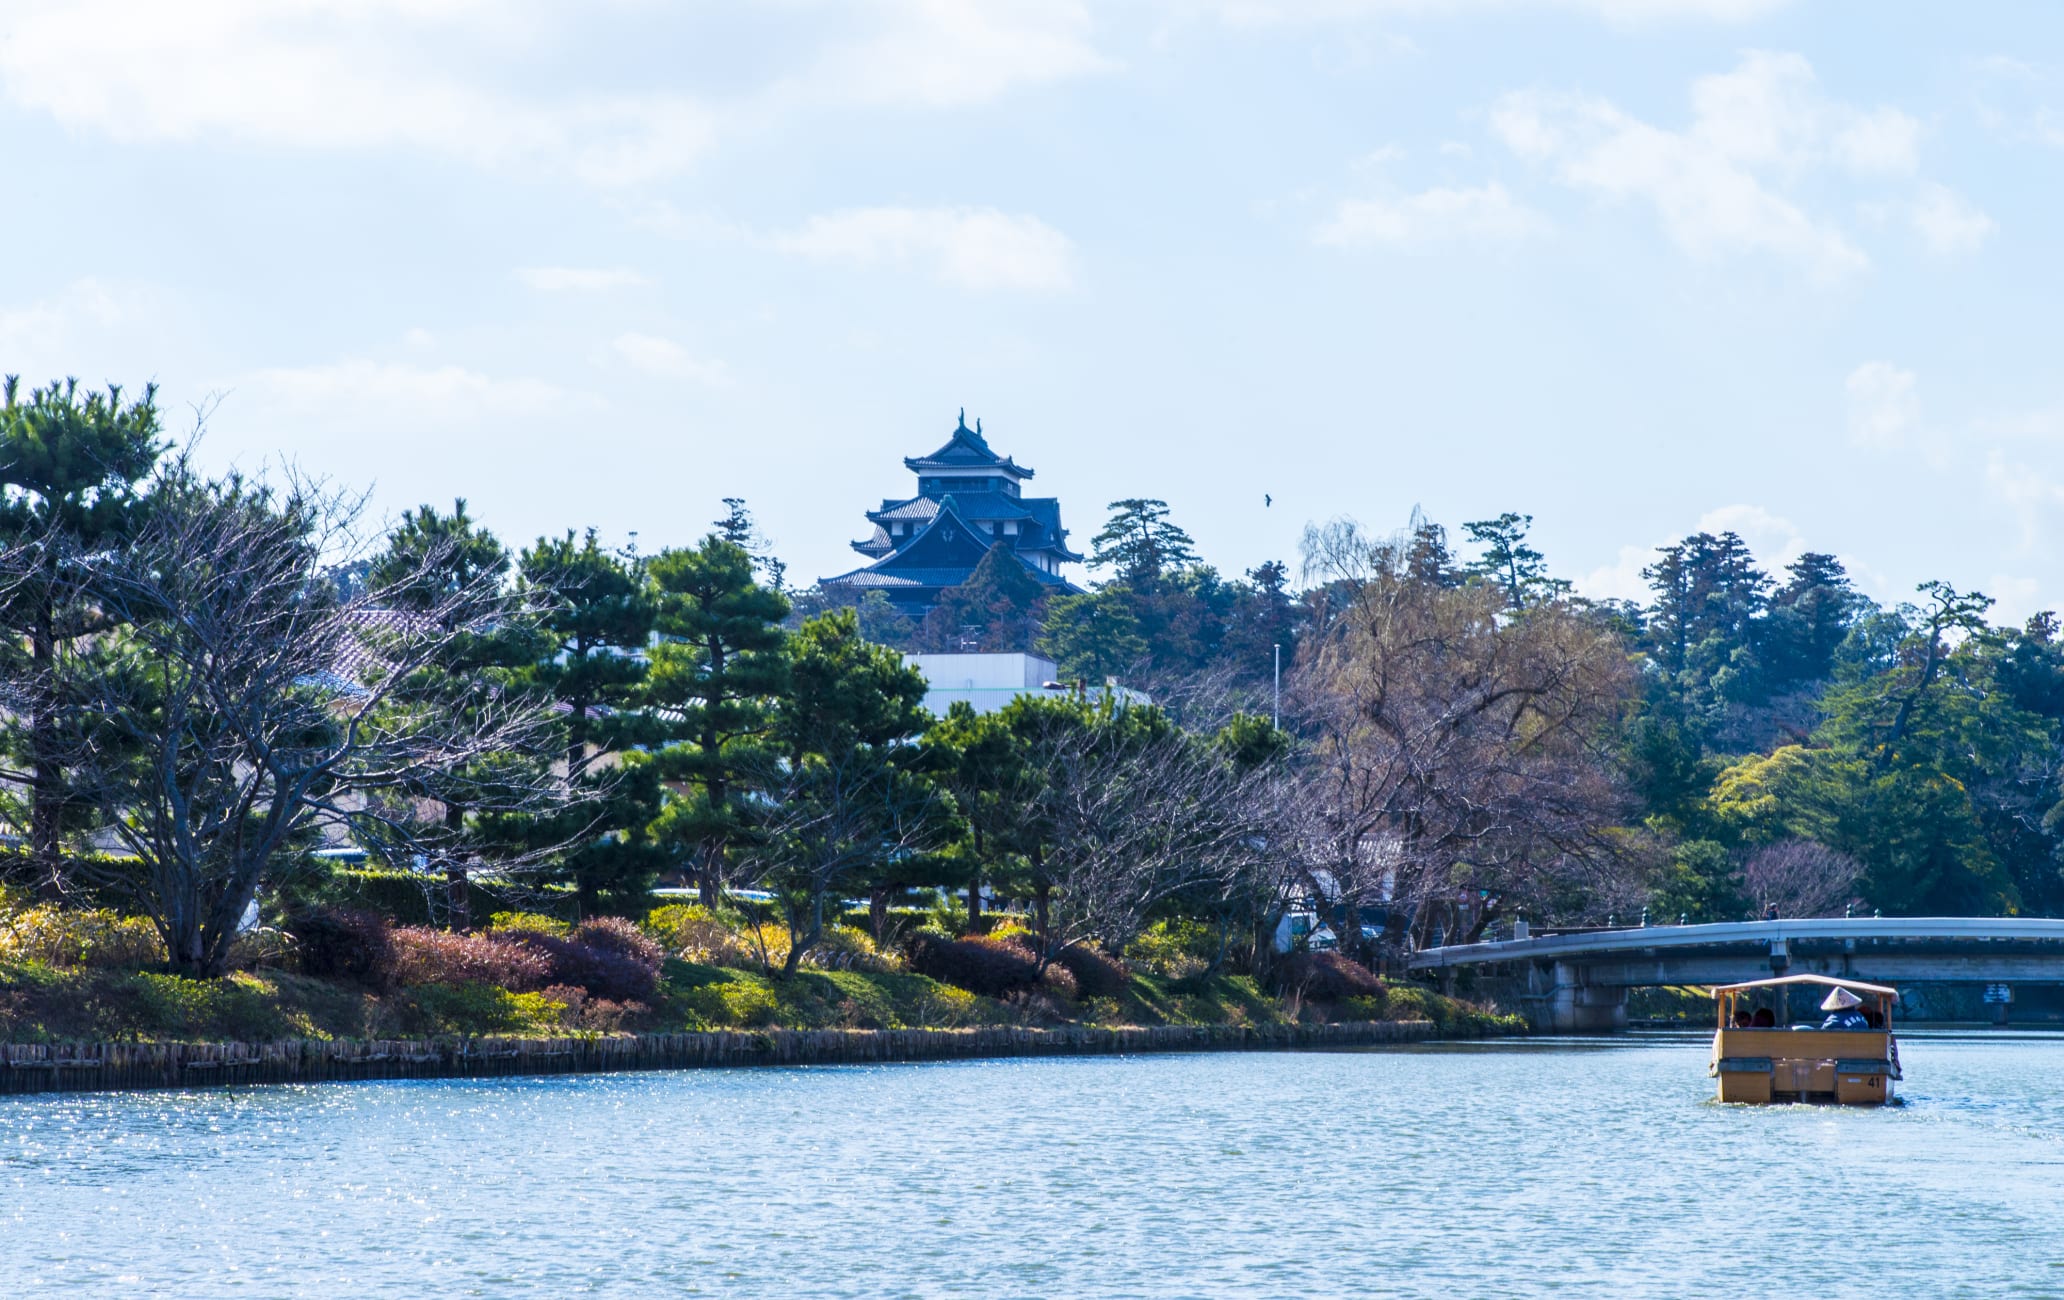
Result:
[904, 413, 1033, 478]
[823, 553, 1076, 591]
[870, 493, 1035, 524]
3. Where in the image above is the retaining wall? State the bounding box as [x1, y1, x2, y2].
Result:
[0, 1019, 1436, 1096]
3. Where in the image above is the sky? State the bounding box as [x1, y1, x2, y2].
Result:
[3, 1, 2063, 622]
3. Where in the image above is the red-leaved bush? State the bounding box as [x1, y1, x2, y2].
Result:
[289, 908, 396, 988]
[511, 931, 661, 1002]
[1272, 951, 1384, 1001]
[570, 916, 667, 970]
[1051, 944, 1131, 999]
[388, 927, 556, 991]
[906, 933, 1040, 998]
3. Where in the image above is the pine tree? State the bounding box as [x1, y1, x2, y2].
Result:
[1089, 498, 1196, 590]
[0, 377, 164, 895]
[366, 500, 531, 928]
[512, 529, 662, 912]
[646, 537, 791, 906]
[919, 543, 1050, 651]
[1462, 512, 1566, 609]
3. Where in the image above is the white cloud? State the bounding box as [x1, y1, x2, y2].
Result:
[0, 0, 714, 185]
[1577, 503, 1806, 603]
[239, 359, 577, 424]
[0, 278, 163, 382]
[609, 333, 732, 387]
[779, 0, 1115, 110]
[1985, 452, 2064, 553]
[1844, 361, 1921, 450]
[517, 267, 651, 292]
[1986, 574, 2046, 625]
[1697, 503, 1806, 569]
[1211, 0, 1793, 23]
[1489, 51, 1939, 279]
[1314, 182, 1546, 247]
[771, 207, 1078, 292]
[1910, 183, 1996, 254]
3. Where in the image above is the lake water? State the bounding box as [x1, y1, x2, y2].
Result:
[4, 1032, 2063, 1297]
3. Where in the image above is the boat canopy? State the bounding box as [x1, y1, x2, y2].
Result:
[1709, 973, 1898, 998]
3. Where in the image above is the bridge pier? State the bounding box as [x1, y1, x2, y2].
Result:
[1538, 961, 1627, 1034]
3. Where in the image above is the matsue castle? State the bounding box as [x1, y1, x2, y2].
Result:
[820, 412, 1146, 716]
[820, 411, 1084, 621]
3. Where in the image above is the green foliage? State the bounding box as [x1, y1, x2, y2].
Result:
[505, 529, 662, 908]
[1088, 498, 1197, 589]
[0, 375, 166, 879]
[1462, 512, 1568, 610]
[646, 535, 791, 899]
[919, 542, 1051, 652]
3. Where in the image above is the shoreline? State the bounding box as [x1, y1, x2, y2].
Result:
[0, 1019, 1440, 1096]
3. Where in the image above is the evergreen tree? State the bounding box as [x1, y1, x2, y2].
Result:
[512, 530, 662, 912]
[1762, 552, 1862, 687]
[1040, 586, 1147, 683]
[366, 500, 531, 929]
[1089, 498, 1196, 590]
[0, 377, 164, 894]
[1462, 512, 1566, 609]
[646, 537, 791, 906]
[919, 543, 1050, 652]
[754, 609, 941, 973]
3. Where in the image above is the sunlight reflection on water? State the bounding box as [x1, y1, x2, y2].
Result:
[4, 1032, 2063, 1297]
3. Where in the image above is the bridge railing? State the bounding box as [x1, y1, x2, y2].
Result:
[1409, 916, 2064, 969]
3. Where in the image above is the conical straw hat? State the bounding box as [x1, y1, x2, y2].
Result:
[1821, 987, 1862, 1011]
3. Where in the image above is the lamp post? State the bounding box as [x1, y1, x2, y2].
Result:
[1272, 642, 1281, 729]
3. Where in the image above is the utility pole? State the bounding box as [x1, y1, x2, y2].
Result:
[1272, 642, 1281, 729]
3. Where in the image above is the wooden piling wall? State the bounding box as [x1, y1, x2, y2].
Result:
[0, 1020, 1436, 1097]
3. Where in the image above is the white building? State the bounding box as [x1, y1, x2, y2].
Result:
[903, 652, 1149, 717]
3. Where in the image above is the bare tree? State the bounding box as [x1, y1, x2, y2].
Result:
[41, 457, 569, 976]
[1742, 839, 1861, 918]
[1016, 708, 1279, 970]
[1291, 517, 1640, 956]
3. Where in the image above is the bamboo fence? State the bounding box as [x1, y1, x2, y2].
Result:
[0, 1019, 1435, 1096]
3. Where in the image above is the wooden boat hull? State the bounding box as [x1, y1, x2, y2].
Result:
[1710, 1029, 1898, 1105]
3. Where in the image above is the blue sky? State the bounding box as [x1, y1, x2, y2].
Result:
[4, 1, 2062, 620]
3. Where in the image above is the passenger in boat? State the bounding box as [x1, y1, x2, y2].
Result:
[1733, 1008, 1754, 1028]
[1751, 1007, 1776, 1027]
[1819, 987, 1870, 1030]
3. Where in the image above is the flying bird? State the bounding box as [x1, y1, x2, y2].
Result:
[1265, 494, 1272, 508]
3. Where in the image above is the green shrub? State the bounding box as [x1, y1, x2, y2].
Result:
[679, 976, 781, 1028]
[119, 971, 291, 1040]
[0, 905, 166, 969]
[405, 982, 570, 1035]
[1126, 919, 1214, 980]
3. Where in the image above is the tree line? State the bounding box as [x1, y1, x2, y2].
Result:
[7, 377, 2061, 989]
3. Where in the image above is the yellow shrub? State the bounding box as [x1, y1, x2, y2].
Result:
[805, 925, 903, 974]
[487, 911, 571, 938]
[0, 905, 166, 969]
[644, 903, 759, 966]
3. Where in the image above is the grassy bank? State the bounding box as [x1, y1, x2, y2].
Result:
[0, 894, 1522, 1048]
[0, 958, 1519, 1045]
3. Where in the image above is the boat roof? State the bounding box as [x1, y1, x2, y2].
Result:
[1709, 973, 1898, 997]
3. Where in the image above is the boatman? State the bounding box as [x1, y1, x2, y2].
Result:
[1819, 987, 1870, 1030]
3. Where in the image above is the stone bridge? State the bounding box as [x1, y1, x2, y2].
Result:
[1407, 917, 2064, 1032]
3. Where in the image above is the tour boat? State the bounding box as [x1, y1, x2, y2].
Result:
[1708, 974, 1901, 1105]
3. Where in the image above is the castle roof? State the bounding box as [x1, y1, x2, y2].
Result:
[904, 411, 1033, 479]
